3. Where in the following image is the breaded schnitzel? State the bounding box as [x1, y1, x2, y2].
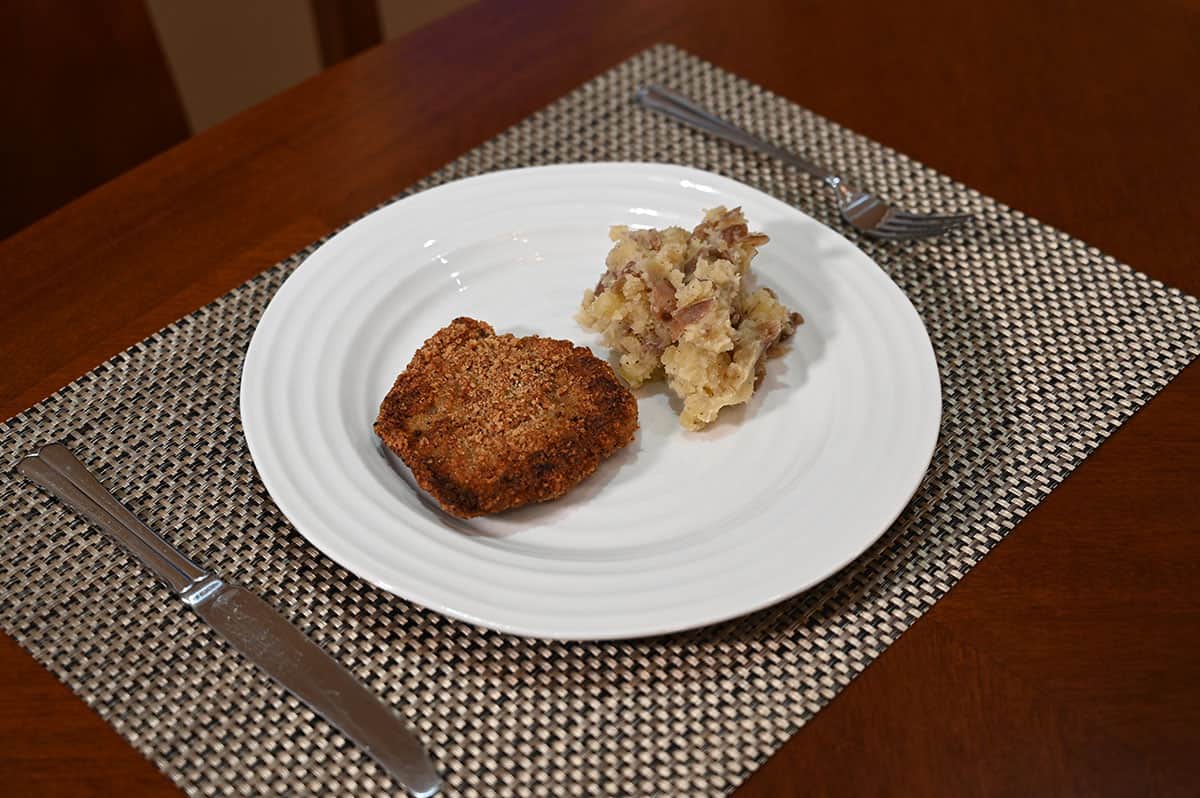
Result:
[375, 318, 638, 518]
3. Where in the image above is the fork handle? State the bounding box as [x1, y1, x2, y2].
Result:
[636, 85, 836, 184]
[17, 443, 212, 595]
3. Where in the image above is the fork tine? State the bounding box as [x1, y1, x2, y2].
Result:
[869, 228, 935, 241]
[875, 214, 971, 237]
[885, 212, 974, 228]
[869, 220, 963, 241]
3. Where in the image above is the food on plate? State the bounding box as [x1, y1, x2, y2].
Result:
[577, 206, 802, 429]
[375, 317, 638, 518]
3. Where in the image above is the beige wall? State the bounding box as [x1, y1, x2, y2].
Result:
[146, 0, 474, 133]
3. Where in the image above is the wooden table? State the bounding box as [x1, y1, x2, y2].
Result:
[2, 0, 1197, 794]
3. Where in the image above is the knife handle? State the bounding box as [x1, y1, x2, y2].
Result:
[17, 443, 212, 595]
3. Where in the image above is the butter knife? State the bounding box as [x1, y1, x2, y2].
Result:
[17, 443, 441, 797]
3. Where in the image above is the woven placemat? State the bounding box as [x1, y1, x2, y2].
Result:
[2, 44, 1198, 797]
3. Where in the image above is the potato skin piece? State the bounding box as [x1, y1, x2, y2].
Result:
[375, 318, 638, 518]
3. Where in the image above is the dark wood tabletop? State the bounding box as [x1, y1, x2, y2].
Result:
[2, 0, 1197, 795]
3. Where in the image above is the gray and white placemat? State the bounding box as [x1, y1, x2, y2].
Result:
[2, 44, 1198, 797]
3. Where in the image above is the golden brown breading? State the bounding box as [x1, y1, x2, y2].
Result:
[375, 318, 638, 518]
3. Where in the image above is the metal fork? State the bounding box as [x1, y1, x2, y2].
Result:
[636, 84, 973, 241]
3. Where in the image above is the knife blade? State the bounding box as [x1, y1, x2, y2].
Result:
[17, 443, 441, 798]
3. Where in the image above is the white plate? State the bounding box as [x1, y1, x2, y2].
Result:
[241, 163, 941, 640]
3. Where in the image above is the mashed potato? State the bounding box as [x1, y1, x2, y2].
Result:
[577, 207, 801, 429]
